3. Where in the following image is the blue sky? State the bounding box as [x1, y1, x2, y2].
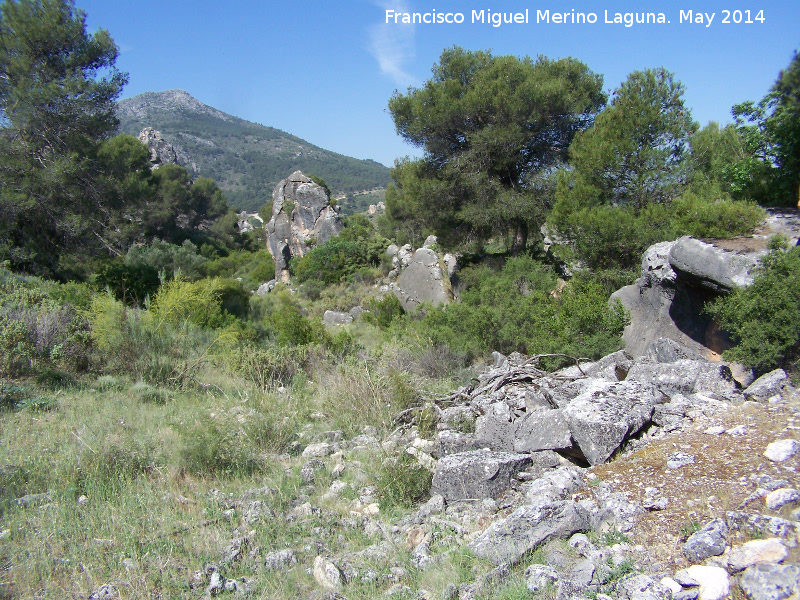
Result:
[80, 0, 799, 168]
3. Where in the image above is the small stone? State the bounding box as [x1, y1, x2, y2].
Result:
[264, 549, 297, 571]
[122, 558, 137, 571]
[525, 564, 559, 592]
[726, 538, 788, 573]
[661, 577, 683, 594]
[207, 571, 225, 596]
[644, 497, 669, 511]
[88, 584, 118, 599]
[313, 556, 343, 589]
[764, 439, 800, 463]
[673, 569, 700, 587]
[406, 528, 426, 549]
[0, 530, 9, 540]
[302, 442, 334, 458]
[667, 452, 695, 469]
[685, 565, 729, 600]
[726, 425, 747, 436]
[765, 488, 800, 510]
[77, 495, 89, 506]
[683, 518, 728, 562]
[704, 426, 726, 435]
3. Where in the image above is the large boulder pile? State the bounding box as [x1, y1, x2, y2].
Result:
[265, 171, 343, 282]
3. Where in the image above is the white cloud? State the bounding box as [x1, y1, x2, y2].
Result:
[368, 0, 418, 88]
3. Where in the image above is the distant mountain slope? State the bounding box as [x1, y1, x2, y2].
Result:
[117, 90, 390, 212]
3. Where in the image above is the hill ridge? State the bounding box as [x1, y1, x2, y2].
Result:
[117, 90, 390, 211]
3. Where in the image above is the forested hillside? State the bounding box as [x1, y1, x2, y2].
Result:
[117, 90, 390, 211]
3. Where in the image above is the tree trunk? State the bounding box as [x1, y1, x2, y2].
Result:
[511, 220, 528, 256]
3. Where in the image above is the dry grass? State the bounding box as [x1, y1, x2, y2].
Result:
[586, 392, 800, 572]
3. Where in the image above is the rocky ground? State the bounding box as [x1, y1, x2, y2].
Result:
[176, 340, 799, 600]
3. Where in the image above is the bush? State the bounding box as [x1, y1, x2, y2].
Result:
[670, 191, 764, 239]
[0, 273, 91, 377]
[270, 303, 325, 347]
[413, 256, 628, 365]
[95, 260, 161, 306]
[707, 246, 800, 374]
[363, 294, 405, 329]
[376, 452, 433, 508]
[151, 277, 246, 329]
[227, 344, 308, 390]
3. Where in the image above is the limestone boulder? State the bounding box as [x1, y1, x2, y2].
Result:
[431, 450, 531, 501]
[265, 171, 342, 280]
[392, 248, 452, 310]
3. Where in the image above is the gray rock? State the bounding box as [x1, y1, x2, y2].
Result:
[475, 403, 516, 452]
[626, 360, 737, 397]
[469, 501, 592, 565]
[562, 382, 656, 465]
[514, 409, 573, 453]
[765, 488, 800, 510]
[726, 539, 788, 573]
[617, 574, 672, 600]
[264, 549, 297, 571]
[313, 556, 344, 589]
[265, 171, 343, 280]
[568, 559, 595, 588]
[726, 511, 799, 539]
[525, 564, 559, 592]
[138, 127, 177, 166]
[683, 518, 728, 563]
[744, 369, 789, 402]
[738, 563, 799, 600]
[667, 452, 695, 469]
[524, 467, 585, 506]
[301, 459, 326, 484]
[423, 235, 438, 248]
[431, 450, 532, 501]
[645, 337, 706, 363]
[88, 584, 119, 600]
[392, 247, 452, 310]
[322, 310, 354, 326]
[436, 430, 487, 456]
[668, 236, 761, 293]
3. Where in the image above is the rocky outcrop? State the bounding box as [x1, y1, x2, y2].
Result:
[265, 171, 343, 281]
[611, 236, 764, 361]
[391, 248, 453, 310]
[139, 127, 178, 168]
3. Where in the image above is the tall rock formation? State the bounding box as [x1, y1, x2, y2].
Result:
[138, 127, 178, 167]
[265, 171, 343, 281]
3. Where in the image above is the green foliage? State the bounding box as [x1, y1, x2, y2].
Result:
[376, 452, 432, 508]
[414, 256, 628, 363]
[732, 51, 800, 206]
[364, 294, 405, 329]
[0, 270, 91, 377]
[125, 239, 208, 282]
[561, 67, 694, 211]
[293, 234, 386, 284]
[707, 246, 800, 374]
[387, 46, 606, 253]
[151, 277, 246, 329]
[270, 303, 324, 347]
[227, 344, 308, 389]
[95, 260, 160, 306]
[669, 192, 764, 239]
[0, 0, 127, 276]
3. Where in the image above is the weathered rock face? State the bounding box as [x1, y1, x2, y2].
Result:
[611, 236, 763, 361]
[265, 171, 343, 281]
[391, 248, 452, 310]
[138, 127, 178, 167]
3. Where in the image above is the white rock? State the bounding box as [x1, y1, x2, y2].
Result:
[313, 556, 343, 589]
[726, 538, 788, 573]
[685, 565, 729, 600]
[765, 487, 800, 510]
[704, 425, 726, 435]
[302, 442, 333, 458]
[660, 577, 683, 594]
[764, 439, 800, 462]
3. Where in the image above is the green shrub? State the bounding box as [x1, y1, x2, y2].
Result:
[180, 420, 262, 477]
[364, 294, 405, 329]
[95, 260, 160, 306]
[376, 452, 432, 508]
[125, 239, 208, 282]
[414, 256, 628, 364]
[227, 344, 308, 389]
[270, 303, 325, 347]
[670, 192, 764, 239]
[707, 246, 800, 374]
